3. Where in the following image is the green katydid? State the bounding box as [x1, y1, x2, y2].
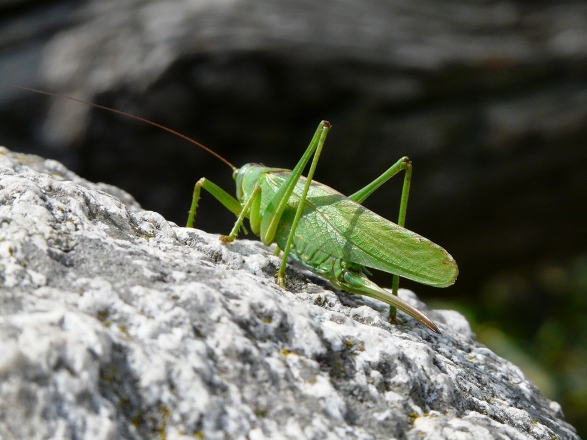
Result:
[2, 84, 458, 333]
[188, 121, 458, 333]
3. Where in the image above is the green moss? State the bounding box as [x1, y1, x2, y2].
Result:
[97, 310, 111, 327]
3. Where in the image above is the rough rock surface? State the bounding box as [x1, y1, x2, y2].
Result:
[0, 147, 578, 439]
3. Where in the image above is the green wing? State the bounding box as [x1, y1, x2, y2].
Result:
[263, 172, 458, 288]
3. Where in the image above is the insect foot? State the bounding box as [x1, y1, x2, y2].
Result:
[275, 272, 286, 288]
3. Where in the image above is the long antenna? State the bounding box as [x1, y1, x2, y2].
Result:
[0, 83, 236, 170]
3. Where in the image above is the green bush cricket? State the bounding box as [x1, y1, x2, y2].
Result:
[3, 84, 458, 333]
[188, 121, 458, 333]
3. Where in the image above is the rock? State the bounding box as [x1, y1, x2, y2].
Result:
[0, 147, 578, 439]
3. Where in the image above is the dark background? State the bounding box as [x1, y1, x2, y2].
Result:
[1, 0, 586, 436]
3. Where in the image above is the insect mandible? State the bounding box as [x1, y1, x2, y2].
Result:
[3, 84, 458, 333]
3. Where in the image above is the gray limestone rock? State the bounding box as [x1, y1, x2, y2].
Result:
[0, 147, 578, 439]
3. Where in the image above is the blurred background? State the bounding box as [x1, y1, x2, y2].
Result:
[1, 0, 586, 436]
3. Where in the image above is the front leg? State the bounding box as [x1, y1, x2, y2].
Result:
[220, 184, 261, 243]
[187, 178, 242, 228]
